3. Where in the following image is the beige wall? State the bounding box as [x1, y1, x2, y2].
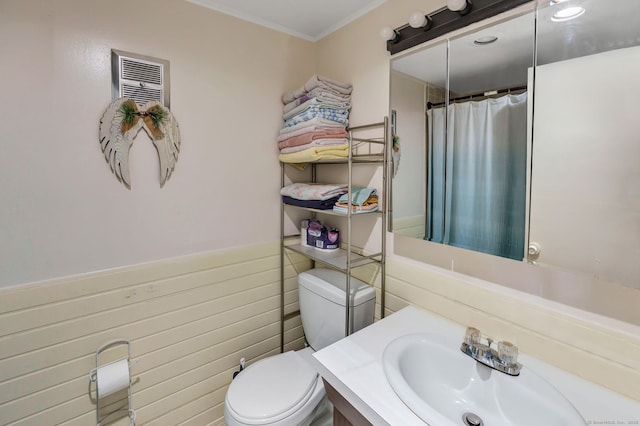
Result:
[389, 71, 426, 237]
[0, 1, 317, 423]
[316, 0, 443, 126]
[0, 0, 315, 287]
[0, 242, 309, 425]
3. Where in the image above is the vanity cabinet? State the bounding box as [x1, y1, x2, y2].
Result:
[323, 379, 373, 426]
[279, 119, 389, 350]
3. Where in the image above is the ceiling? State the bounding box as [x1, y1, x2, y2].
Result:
[185, 0, 387, 42]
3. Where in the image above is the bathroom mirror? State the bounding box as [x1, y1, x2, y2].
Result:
[390, 0, 640, 289]
[529, 0, 640, 287]
[390, 8, 535, 262]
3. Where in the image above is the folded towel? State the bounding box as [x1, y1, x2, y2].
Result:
[282, 195, 342, 210]
[279, 138, 348, 154]
[280, 183, 348, 201]
[337, 187, 378, 206]
[282, 74, 353, 104]
[283, 96, 351, 118]
[283, 108, 349, 128]
[278, 117, 346, 136]
[333, 203, 379, 214]
[278, 128, 347, 147]
[335, 194, 378, 207]
[278, 144, 349, 166]
[306, 87, 351, 102]
[277, 124, 346, 142]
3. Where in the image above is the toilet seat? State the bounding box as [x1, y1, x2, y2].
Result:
[225, 351, 322, 425]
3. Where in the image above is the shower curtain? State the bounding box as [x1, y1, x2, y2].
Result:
[426, 92, 528, 260]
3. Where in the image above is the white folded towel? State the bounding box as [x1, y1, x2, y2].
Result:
[282, 74, 353, 104]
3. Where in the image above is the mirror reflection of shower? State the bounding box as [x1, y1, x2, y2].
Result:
[426, 89, 528, 260]
[390, 10, 535, 261]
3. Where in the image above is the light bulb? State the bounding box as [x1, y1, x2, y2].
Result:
[380, 26, 396, 41]
[408, 11, 428, 28]
[448, 0, 469, 12]
[551, 6, 585, 21]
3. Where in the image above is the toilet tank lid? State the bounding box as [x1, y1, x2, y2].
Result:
[299, 268, 375, 306]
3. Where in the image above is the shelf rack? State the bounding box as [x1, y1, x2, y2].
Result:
[279, 118, 389, 352]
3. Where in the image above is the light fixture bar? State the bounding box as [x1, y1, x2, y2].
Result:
[386, 0, 532, 55]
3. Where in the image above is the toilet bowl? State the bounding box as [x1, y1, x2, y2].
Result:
[224, 268, 375, 426]
[224, 348, 329, 426]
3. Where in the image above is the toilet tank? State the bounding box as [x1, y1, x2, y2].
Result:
[298, 268, 375, 351]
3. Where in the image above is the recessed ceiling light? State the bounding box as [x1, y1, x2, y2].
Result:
[551, 6, 585, 22]
[474, 36, 498, 45]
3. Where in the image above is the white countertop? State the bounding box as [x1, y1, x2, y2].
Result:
[310, 306, 640, 426]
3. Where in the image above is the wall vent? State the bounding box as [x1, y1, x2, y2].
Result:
[111, 49, 170, 107]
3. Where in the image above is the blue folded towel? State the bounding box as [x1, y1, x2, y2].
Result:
[338, 187, 377, 206]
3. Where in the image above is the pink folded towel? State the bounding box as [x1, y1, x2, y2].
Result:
[278, 129, 348, 149]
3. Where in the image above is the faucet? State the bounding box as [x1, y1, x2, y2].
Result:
[460, 327, 522, 376]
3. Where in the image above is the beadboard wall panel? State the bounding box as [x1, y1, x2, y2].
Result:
[390, 215, 425, 239]
[0, 242, 310, 426]
[386, 256, 640, 402]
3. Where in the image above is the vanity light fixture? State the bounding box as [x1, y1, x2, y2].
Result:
[380, 26, 398, 42]
[383, 0, 530, 55]
[474, 35, 498, 45]
[551, 6, 585, 21]
[448, 0, 472, 15]
[408, 11, 433, 29]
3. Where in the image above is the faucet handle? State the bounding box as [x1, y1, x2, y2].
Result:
[498, 341, 518, 365]
[464, 327, 481, 345]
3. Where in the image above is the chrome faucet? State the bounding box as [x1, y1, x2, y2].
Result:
[460, 327, 522, 376]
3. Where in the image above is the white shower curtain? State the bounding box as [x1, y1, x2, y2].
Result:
[426, 92, 528, 260]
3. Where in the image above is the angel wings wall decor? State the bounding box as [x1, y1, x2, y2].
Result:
[99, 98, 181, 189]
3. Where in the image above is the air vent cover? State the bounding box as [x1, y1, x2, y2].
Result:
[111, 49, 170, 107]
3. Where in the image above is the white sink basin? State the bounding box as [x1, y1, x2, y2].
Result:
[383, 333, 586, 426]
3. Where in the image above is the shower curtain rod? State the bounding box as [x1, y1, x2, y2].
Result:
[427, 84, 527, 109]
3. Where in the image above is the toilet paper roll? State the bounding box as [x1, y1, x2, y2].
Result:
[96, 358, 130, 398]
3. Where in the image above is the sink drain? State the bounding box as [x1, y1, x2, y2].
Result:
[462, 412, 484, 426]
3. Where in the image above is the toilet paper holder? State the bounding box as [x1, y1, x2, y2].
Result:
[89, 339, 139, 426]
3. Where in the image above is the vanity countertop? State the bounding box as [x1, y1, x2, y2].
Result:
[310, 306, 640, 426]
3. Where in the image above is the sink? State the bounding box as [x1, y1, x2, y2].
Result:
[383, 333, 586, 426]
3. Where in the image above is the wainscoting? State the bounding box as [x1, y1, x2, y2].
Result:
[390, 215, 426, 240]
[0, 242, 309, 425]
[5, 244, 635, 425]
[385, 256, 640, 402]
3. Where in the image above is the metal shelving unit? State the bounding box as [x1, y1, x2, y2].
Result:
[279, 118, 389, 352]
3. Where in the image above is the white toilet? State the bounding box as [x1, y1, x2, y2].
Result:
[224, 268, 376, 426]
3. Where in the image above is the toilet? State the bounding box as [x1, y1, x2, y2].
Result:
[224, 268, 376, 426]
